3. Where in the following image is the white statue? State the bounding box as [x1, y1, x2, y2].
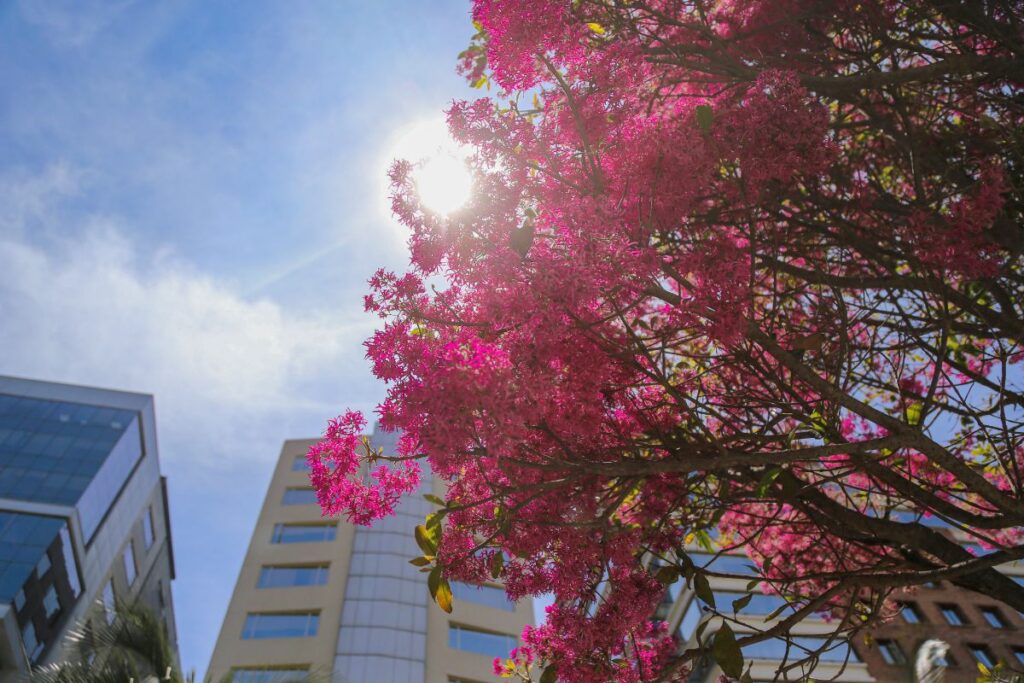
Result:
[915, 639, 950, 683]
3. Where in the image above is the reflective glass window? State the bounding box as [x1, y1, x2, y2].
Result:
[981, 607, 1008, 628]
[241, 613, 319, 639]
[0, 511, 65, 602]
[714, 591, 794, 616]
[36, 553, 51, 577]
[940, 604, 966, 625]
[257, 565, 329, 588]
[281, 488, 318, 506]
[677, 598, 704, 642]
[291, 456, 311, 472]
[1014, 648, 1024, 666]
[899, 602, 924, 623]
[969, 644, 996, 668]
[232, 669, 308, 683]
[742, 636, 859, 663]
[22, 621, 43, 662]
[451, 582, 515, 611]
[689, 552, 757, 575]
[0, 395, 138, 519]
[42, 585, 60, 620]
[877, 640, 906, 665]
[103, 580, 115, 624]
[271, 523, 336, 544]
[143, 507, 155, 550]
[448, 625, 517, 659]
[123, 543, 136, 585]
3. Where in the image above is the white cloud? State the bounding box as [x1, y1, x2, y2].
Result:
[0, 165, 379, 472]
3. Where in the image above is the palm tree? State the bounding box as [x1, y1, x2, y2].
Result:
[27, 601, 185, 683]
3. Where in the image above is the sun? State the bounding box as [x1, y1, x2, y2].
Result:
[388, 118, 474, 217]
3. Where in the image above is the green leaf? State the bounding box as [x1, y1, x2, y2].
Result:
[755, 467, 783, 497]
[435, 577, 453, 613]
[540, 664, 559, 683]
[695, 619, 711, 646]
[428, 566, 453, 612]
[409, 556, 432, 567]
[695, 105, 714, 132]
[712, 623, 744, 679]
[415, 525, 438, 555]
[656, 566, 681, 585]
[732, 593, 753, 613]
[490, 552, 504, 579]
[423, 493, 445, 506]
[764, 601, 791, 622]
[426, 509, 447, 529]
[694, 572, 716, 609]
[741, 670, 754, 683]
[745, 578, 761, 592]
[695, 529, 715, 552]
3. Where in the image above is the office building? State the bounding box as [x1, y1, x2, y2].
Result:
[665, 527, 1024, 681]
[206, 425, 533, 683]
[0, 376, 179, 682]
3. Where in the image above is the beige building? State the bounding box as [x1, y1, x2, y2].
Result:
[207, 427, 533, 683]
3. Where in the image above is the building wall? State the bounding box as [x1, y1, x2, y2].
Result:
[207, 432, 534, 683]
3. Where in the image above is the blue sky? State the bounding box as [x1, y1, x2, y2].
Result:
[0, 0, 487, 675]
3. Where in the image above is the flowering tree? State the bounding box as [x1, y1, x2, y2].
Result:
[309, 1, 1024, 681]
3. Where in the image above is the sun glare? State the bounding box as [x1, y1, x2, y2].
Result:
[386, 118, 474, 217]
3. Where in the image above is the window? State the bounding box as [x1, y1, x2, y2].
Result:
[102, 580, 115, 624]
[448, 625, 517, 659]
[123, 542, 137, 585]
[281, 488, 318, 506]
[677, 598, 704, 642]
[741, 637, 860, 663]
[1014, 648, 1024, 667]
[232, 669, 309, 683]
[939, 604, 966, 625]
[969, 644, 996, 669]
[143, 507, 155, 550]
[450, 582, 515, 611]
[241, 613, 319, 639]
[14, 589, 26, 612]
[899, 602, 924, 624]
[36, 553, 51, 577]
[291, 455, 311, 472]
[877, 640, 907, 665]
[42, 585, 60, 620]
[689, 553, 757, 575]
[981, 607, 1008, 629]
[22, 621, 43, 662]
[271, 523, 336, 544]
[257, 565, 329, 588]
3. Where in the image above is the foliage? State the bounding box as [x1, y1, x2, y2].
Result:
[310, 1, 1024, 680]
[28, 601, 183, 683]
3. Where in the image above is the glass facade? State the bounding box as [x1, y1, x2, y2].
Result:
[689, 552, 757, 575]
[103, 580, 115, 624]
[0, 393, 138, 506]
[143, 507, 155, 549]
[742, 636, 859, 663]
[450, 582, 516, 611]
[0, 511, 65, 601]
[123, 543, 137, 585]
[281, 488, 318, 506]
[270, 523, 337, 544]
[257, 565, 329, 588]
[448, 625, 517, 659]
[232, 669, 308, 683]
[241, 613, 319, 639]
